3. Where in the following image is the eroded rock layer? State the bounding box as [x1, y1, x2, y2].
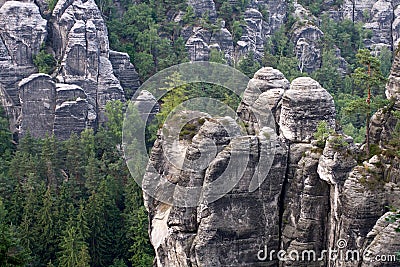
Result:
[145, 61, 400, 266]
[0, 0, 140, 140]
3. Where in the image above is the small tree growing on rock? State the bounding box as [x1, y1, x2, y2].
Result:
[350, 49, 387, 156]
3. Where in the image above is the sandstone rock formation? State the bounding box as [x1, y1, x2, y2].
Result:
[19, 74, 56, 138]
[144, 62, 400, 266]
[0, 1, 46, 132]
[0, 0, 138, 140]
[187, 0, 217, 22]
[279, 77, 335, 142]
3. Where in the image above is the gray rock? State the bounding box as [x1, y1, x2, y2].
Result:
[54, 83, 91, 140]
[133, 90, 160, 122]
[52, 0, 125, 124]
[186, 33, 211, 62]
[260, 0, 288, 34]
[281, 148, 330, 267]
[0, 83, 20, 133]
[332, 163, 387, 266]
[238, 67, 289, 134]
[392, 5, 400, 48]
[109, 50, 141, 98]
[19, 74, 56, 138]
[292, 23, 324, 73]
[54, 98, 89, 140]
[237, 8, 268, 60]
[209, 27, 234, 63]
[0, 0, 133, 138]
[341, 0, 377, 22]
[187, 0, 217, 22]
[386, 49, 400, 102]
[364, 0, 394, 51]
[0, 1, 47, 66]
[279, 77, 336, 143]
[360, 212, 400, 267]
[0, 0, 46, 121]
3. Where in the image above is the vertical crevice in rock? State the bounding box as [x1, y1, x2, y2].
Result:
[278, 142, 291, 247]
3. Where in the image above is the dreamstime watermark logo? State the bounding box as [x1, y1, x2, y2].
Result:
[257, 239, 399, 263]
[122, 62, 277, 207]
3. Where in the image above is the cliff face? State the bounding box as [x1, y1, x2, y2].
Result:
[144, 62, 400, 266]
[0, 0, 140, 140]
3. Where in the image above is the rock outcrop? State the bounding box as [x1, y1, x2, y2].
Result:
[292, 24, 324, 73]
[52, 0, 125, 124]
[386, 47, 400, 102]
[145, 63, 400, 266]
[0, 0, 136, 139]
[187, 0, 217, 22]
[0, 1, 46, 131]
[279, 77, 336, 143]
[19, 74, 56, 137]
[237, 8, 268, 60]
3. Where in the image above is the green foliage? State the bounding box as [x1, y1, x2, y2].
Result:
[314, 121, 333, 148]
[237, 51, 261, 78]
[105, 100, 125, 143]
[386, 208, 400, 233]
[319, 15, 371, 68]
[378, 47, 394, 78]
[33, 49, 56, 75]
[0, 115, 154, 266]
[353, 49, 387, 96]
[0, 107, 14, 161]
[47, 0, 57, 12]
[0, 198, 30, 266]
[106, 2, 189, 82]
[209, 48, 227, 64]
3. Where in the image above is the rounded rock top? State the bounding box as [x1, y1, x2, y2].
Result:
[254, 67, 286, 81]
[290, 77, 322, 91]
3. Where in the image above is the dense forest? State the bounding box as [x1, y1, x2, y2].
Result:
[1, 0, 400, 266]
[0, 102, 154, 266]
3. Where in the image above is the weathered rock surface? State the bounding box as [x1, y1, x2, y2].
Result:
[19, 74, 56, 138]
[238, 67, 289, 134]
[53, 0, 125, 124]
[54, 83, 91, 140]
[237, 8, 268, 60]
[279, 77, 336, 143]
[0, 0, 135, 139]
[364, 0, 394, 51]
[109, 50, 141, 98]
[0, 1, 46, 131]
[146, 62, 400, 266]
[292, 23, 324, 73]
[252, 0, 288, 34]
[341, 0, 377, 22]
[185, 25, 234, 63]
[134, 90, 160, 122]
[145, 113, 287, 266]
[187, 0, 217, 22]
[386, 48, 400, 102]
[360, 212, 400, 267]
[281, 148, 330, 267]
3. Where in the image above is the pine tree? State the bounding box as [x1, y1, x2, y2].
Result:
[352, 49, 387, 156]
[0, 198, 30, 266]
[57, 224, 90, 267]
[35, 186, 57, 264]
